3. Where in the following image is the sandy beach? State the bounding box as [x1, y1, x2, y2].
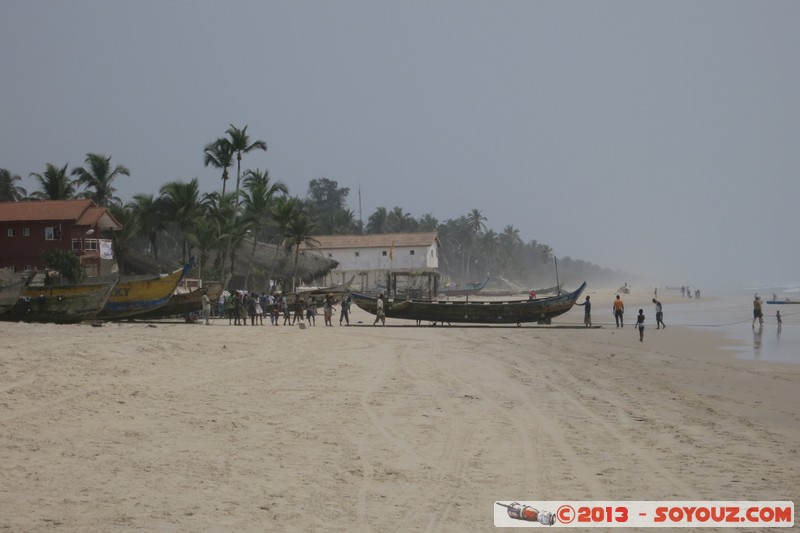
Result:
[1, 286, 797, 531]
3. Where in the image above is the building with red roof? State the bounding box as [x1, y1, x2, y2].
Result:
[0, 199, 123, 277]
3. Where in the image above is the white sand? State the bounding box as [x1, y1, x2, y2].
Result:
[1, 287, 798, 531]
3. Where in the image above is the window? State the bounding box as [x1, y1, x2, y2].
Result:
[45, 227, 56, 240]
[72, 239, 82, 251]
[354, 251, 360, 257]
[23, 227, 29, 237]
[382, 251, 387, 256]
[84, 239, 98, 251]
[409, 250, 415, 255]
[7, 228, 14, 237]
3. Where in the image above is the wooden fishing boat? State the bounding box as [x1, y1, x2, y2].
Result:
[351, 282, 587, 325]
[136, 280, 226, 319]
[287, 275, 355, 307]
[98, 258, 194, 319]
[3, 279, 118, 324]
[0, 269, 35, 316]
[766, 299, 800, 304]
[437, 277, 489, 297]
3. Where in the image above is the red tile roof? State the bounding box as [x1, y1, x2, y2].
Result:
[0, 199, 122, 230]
[304, 232, 439, 250]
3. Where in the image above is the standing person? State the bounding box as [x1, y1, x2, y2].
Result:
[224, 292, 235, 324]
[635, 309, 645, 342]
[293, 294, 305, 324]
[612, 294, 625, 328]
[233, 291, 243, 326]
[247, 293, 257, 326]
[339, 292, 351, 326]
[281, 294, 291, 325]
[652, 298, 665, 329]
[272, 296, 281, 326]
[306, 297, 317, 326]
[776, 310, 783, 329]
[753, 294, 764, 328]
[373, 294, 386, 326]
[201, 290, 211, 325]
[323, 293, 335, 326]
[574, 295, 591, 326]
[258, 292, 268, 324]
[217, 292, 225, 318]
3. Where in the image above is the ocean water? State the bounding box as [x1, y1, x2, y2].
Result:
[660, 285, 800, 364]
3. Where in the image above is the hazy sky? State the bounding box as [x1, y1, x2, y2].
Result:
[2, 1, 798, 288]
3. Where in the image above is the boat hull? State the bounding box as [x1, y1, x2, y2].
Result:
[98, 259, 194, 319]
[0, 270, 35, 316]
[352, 282, 587, 325]
[137, 280, 225, 319]
[4, 280, 118, 324]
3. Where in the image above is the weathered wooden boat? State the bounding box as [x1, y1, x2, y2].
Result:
[136, 280, 226, 319]
[287, 275, 355, 307]
[3, 279, 119, 324]
[98, 258, 194, 319]
[437, 277, 489, 297]
[351, 282, 587, 325]
[766, 299, 800, 305]
[0, 269, 36, 316]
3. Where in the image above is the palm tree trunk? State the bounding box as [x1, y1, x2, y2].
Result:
[292, 246, 300, 292]
[244, 235, 258, 290]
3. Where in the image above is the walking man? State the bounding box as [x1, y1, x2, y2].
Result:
[652, 298, 665, 329]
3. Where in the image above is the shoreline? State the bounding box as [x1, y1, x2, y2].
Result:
[1, 303, 797, 530]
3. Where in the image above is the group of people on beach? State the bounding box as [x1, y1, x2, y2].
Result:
[573, 292, 666, 342]
[206, 290, 353, 327]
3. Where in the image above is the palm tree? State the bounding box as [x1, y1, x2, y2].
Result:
[203, 138, 234, 196]
[366, 207, 388, 234]
[480, 229, 499, 278]
[267, 196, 300, 288]
[498, 224, 523, 276]
[283, 212, 318, 292]
[187, 216, 222, 280]
[71, 153, 130, 207]
[385, 206, 412, 233]
[30, 163, 76, 200]
[417, 213, 439, 232]
[202, 191, 237, 276]
[128, 194, 167, 260]
[107, 203, 138, 274]
[159, 178, 204, 263]
[0, 169, 27, 201]
[464, 209, 487, 280]
[240, 168, 288, 289]
[225, 124, 267, 208]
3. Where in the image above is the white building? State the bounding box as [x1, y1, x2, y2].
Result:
[304, 232, 440, 289]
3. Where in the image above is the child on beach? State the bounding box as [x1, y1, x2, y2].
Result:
[777, 310, 782, 328]
[635, 309, 645, 342]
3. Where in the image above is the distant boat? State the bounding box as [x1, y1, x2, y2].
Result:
[136, 279, 226, 319]
[4, 279, 118, 324]
[0, 269, 35, 316]
[352, 282, 587, 325]
[98, 258, 194, 320]
[437, 277, 489, 298]
[766, 299, 799, 305]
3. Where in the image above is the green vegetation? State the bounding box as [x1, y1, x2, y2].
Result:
[40, 250, 83, 284]
[1, 124, 622, 287]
